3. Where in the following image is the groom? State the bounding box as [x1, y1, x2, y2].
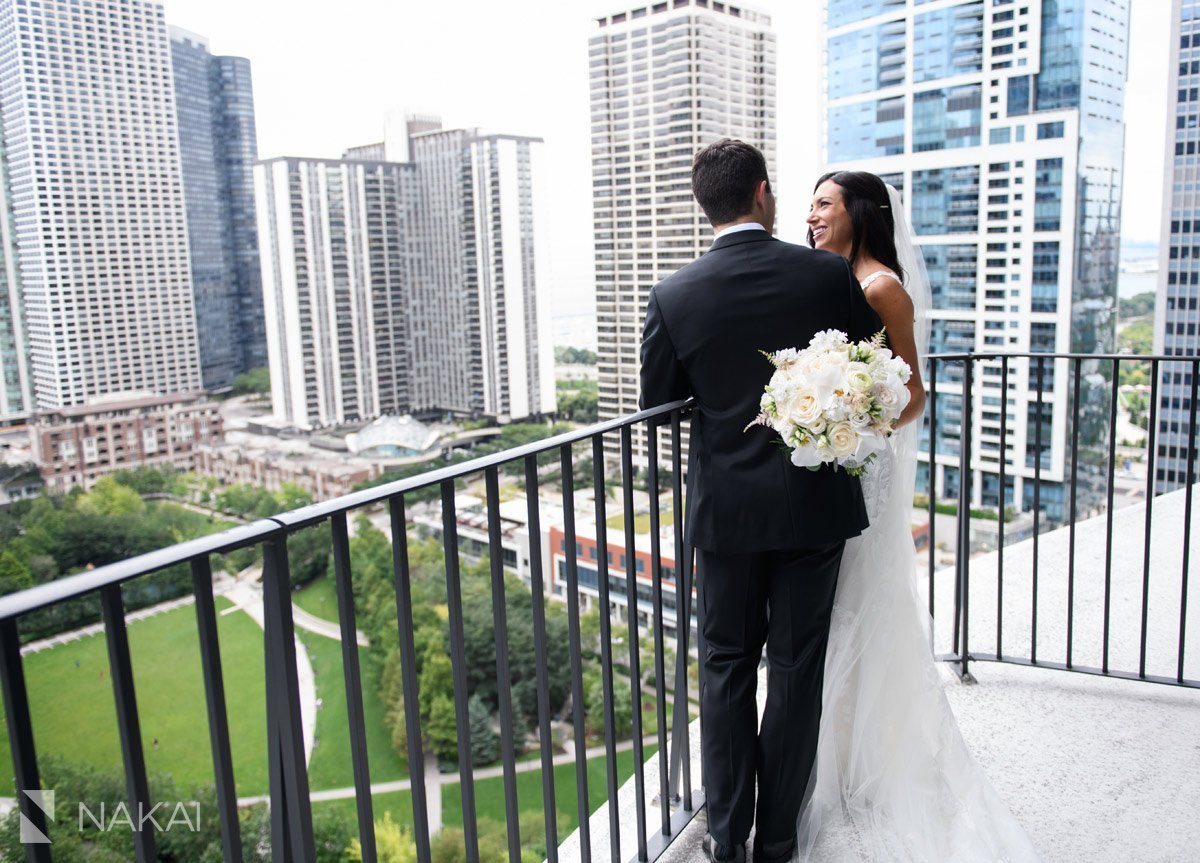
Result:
[639, 139, 882, 863]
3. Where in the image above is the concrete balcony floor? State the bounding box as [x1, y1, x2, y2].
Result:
[560, 487, 1200, 862]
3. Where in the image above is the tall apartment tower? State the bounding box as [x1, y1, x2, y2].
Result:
[590, 1, 776, 459]
[0, 0, 203, 409]
[1155, 0, 1200, 493]
[255, 157, 417, 431]
[409, 127, 553, 422]
[0, 140, 29, 421]
[255, 117, 554, 430]
[822, 0, 1130, 521]
[170, 27, 266, 391]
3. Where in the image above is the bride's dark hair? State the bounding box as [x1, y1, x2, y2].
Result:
[808, 171, 905, 284]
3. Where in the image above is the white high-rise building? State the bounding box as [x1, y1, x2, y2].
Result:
[255, 117, 554, 430]
[1155, 0, 1200, 493]
[590, 1, 776, 459]
[255, 157, 417, 431]
[0, 0, 202, 409]
[409, 128, 554, 422]
[822, 0, 1130, 522]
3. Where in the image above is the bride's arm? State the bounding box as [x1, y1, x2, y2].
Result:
[864, 276, 926, 428]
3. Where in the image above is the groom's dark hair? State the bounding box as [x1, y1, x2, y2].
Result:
[691, 139, 770, 226]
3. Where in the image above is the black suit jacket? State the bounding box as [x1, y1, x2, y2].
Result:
[639, 229, 884, 553]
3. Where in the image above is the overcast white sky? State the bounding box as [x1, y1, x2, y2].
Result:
[161, 0, 1172, 317]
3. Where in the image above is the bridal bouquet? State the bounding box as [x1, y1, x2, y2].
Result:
[746, 329, 911, 477]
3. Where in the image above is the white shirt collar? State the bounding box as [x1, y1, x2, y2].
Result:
[712, 221, 767, 243]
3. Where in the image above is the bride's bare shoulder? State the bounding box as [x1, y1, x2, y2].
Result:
[862, 273, 912, 318]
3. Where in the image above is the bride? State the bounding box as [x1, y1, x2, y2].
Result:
[800, 171, 1041, 861]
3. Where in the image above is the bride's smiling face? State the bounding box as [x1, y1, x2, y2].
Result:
[807, 180, 852, 256]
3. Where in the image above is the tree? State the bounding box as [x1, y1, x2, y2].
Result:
[77, 476, 145, 518]
[233, 366, 271, 395]
[287, 524, 331, 587]
[0, 551, 32, 595]
[468, 694, 500, 765]
[419, 648, 454, 720]
[425, 694, 459, 761]
[348, 812, 416, 863]
[1118, 291, 1155, 322]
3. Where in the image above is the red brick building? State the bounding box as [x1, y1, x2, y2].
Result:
[29, 392, 223, 492]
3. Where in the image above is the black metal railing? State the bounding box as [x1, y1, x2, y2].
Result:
[0, 400, 701, 863]
[928, 352, 1199, 691]
[4, 352, 1196, 863]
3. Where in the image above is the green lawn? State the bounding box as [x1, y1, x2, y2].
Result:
[0, 598, 270, 797]
[300, 630, 409, 791]
[442, 745, 656, 839]
[293, 574, 339, 623]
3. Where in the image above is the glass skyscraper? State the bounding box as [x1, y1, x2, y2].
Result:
[170, 27, 266, 392]
[822, 0, 1130, 522]
[1156, 0, 1200, 493]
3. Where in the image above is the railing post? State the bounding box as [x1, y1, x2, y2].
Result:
[100, 584, 157, 863]
[190, 556, 243, 863]
[0, 618, 51, 863]
[956, 356, 975, 683]
[262, 532, 316, 862]
[667, 410, 695, 810]
[927, 358, 938, 653]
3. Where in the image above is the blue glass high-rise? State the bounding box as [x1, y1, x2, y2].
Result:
[822, 0, 1131, 524]
[170, 28, 266, 392]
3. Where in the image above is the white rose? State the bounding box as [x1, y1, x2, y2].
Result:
[845, 362, 873, 394]
[805, 414, 826, 435]
[826, 421, 859, 459]
[848, 411, 871, 430]
[873, 381, 907, 419]
[788, 386, 822, 426]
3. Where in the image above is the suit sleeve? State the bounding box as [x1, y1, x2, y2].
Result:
[639, 288, 690, 410]
[844, 258, 883, 342]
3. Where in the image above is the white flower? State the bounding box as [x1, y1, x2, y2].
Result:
[852, 429, 889, 462]
[826, 421, 859, 459]
[790, 443, 825, 469]
[873, 380, 907, 420]
[805, 414, 827, 435]
[848, 411, 872, 430]
[809, 329, 849, 352]
[846, 362, 873, 393]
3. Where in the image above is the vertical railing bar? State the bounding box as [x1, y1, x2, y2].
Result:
[1032, 356, 1044, 664]
[1104, 358, 1120, 673]
[620, 426, 649, 861]
[525, 454, 560, 861]
[191, 556, 243, 863]
[100, 583, 157, 863]
[667, 410, 693, 809]
[928, 359, 938, 652]
[262, 534, 317, 861]
[957, 357, 973, 680]
[1140, 359, 1160, 679]
[647, 423, 671, 836]
[998, 355, 1008, 660]
[559, 445, 592, 862]
[440, 479, 479, 863]
[330, 512, 376, 863]
[484, 467, 523, 863]
[1067, 358, 1081, 669]
[590, 436, 622, 863]
[388, 495, 431, 860]
[264, 617, 288, 862]
[1179, 359, 1199, 683]
[0, 618, 51, 863]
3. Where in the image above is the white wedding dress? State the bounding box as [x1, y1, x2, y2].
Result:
[795, 209, 1042, 861]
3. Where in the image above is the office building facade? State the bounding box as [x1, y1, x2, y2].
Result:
[1156, 0, 1200, 493]
[590, 0, 777, 460]
[823, 0, 1130, 521]
[170, 27, 266, 391]
[0, 0, 203, 409]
